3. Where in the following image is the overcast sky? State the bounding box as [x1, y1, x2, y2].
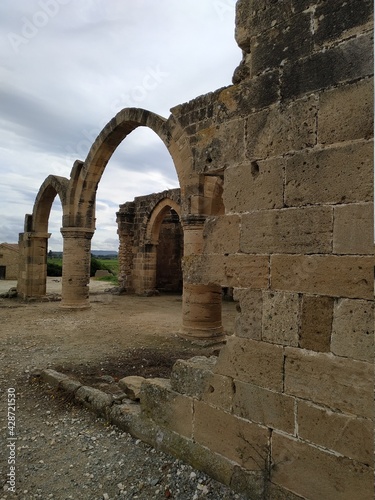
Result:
[0, 0, 239, 251]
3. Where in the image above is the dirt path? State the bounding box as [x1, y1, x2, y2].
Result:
[0, 285, 241, 499]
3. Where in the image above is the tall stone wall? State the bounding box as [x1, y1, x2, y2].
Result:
[134, 2, 374, 499]
[0, 243, 19, 280]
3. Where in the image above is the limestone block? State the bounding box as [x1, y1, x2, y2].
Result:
[299, 295, 333, 352]
[271, 433, 373, 500]
[319, 78, 374, 144]
[203, 215, 240, 255]
[225, 254, 269, 288]
[297, 400, 372, 465]
[233, 289, 263, 340]
[247, 1, 295, 37]
[315, 0, 373, 46]
[270, 254, 373, 300]
[170, 356, 217, 398]
[109, 402, 141, 433]
[230, 466, 265, 500]
[333, 203, 374, 255]
[262, 291, 299, 347]
[284, 347, 373, 418]
[118, 375, 145, 401]
[246, 96, 317, 158]
[193, 400, 270, 470]
[186, 254, 269, 289]
[241, 207, 333, 254]
[224, 158, 284, 213]
[218, 72, 279, 118]
[215, 337, 284, 391]
[285, 141, 373, 206]
[41, 369, 69, 389]
[331, 299, 374, 363]
[234, 0, 251, 50]
[282, 33, 373, 100]
[201, 373, 234, 412]
[233, 381, 295, 434]
[192, 118, 245, 172]
[140, 378, 193, 438]
[75, 386, 113, 416]
[251, 11, 313, 76]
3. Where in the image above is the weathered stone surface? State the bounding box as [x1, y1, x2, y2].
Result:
[225, 254, 270, 289]
[230, 466, 265, 500]
[251, 11, 313, 75]
[108, 402, 141, 433]
[246, 96, 317, 158]
[262, 291, 299, 347]
[285, 141, 373, 206]
[315, 0, 373, 46]
[186, 254, 269, 289]
[333, 203, 374, 255]
[170, 356, 217, 398]
[203, 215, 240, 254]
[224, 158, 285, 212]
[140, 378, 193, 438]
[41, 369, 69, 389]
[201, 373, 234, 412]
[266, 482, 305, 500]
[233, 289, 263, 340]
[118, 375, 145, 401]
[75, 386, 113, 416]
[282, 33, 374, 100]
[241, 207, 333, 254]
[59, 378, 82, 394]
[319, 78, 374, 144]
[233, 381, 295, 434]
[221, 72, 279, 116]
[193, 118, 246, 172]
[215, 337, 284, 391]
[271, 433, 373, 500]
[284, 347, 373, 418]
[331, 299, 374, 363]
[194, 401, 270, 470]
[299, 295, 333, 352]
[271, 254, 373, 300]
[297, 400, 372, 465]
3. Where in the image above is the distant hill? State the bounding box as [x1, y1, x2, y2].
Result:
[91, 250, 118, 257]
[48, 250, 118, 258]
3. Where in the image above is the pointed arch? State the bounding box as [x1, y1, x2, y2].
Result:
[66, 107, 192, 228]
[32, 175, 69, 233]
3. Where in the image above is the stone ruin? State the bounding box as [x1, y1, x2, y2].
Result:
[17, 1, 373, 498]
[116, 189, 183, 295]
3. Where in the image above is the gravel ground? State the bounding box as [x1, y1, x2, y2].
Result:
[1, 378, 246, 500]
[0, 285, 245, 500]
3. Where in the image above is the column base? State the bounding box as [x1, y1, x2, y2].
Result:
[60, 301, 91, 310]
[178, 326, 226, 345]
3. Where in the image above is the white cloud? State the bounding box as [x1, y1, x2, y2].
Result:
[0, 0, 239, 250]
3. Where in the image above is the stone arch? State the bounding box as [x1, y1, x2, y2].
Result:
[66, 107, 191, 229]
[145, 198, 181, 245]
[145, 198, 183, 294]
[18, 175, 69, 299]
[32, 175, 69, 232]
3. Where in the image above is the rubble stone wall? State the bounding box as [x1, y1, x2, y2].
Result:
[117, 189, 182, 294]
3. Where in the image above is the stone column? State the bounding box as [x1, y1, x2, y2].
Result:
[180, 215, 224, 341]
[17, 231, 51, 298]
[60, 227, 94, 309]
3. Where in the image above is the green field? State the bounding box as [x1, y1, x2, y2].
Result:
[47, 257, 119, 278]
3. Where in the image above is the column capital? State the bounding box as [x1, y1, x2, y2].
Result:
[181, 214, 207, 229]
[23, 232, 51, 240]
[60, 227, 95, 239]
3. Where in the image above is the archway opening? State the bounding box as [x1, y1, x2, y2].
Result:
[156, 207, 183, 293]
